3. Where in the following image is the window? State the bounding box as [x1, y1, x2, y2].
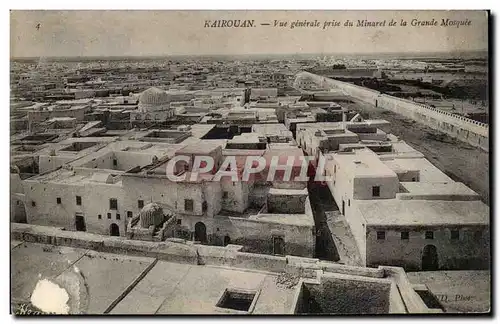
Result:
[377, 231, 385, 240]
[110, 198, 118, 210]
[334, 164, 337, 174]
[113, 159, 117, 167]
[202, 201, 208, 212]
[372, 186, 380, 197]
[57, 197, 61, 204]
[116, 213, 121, 220]
[184, 199, 194, 212]
[76, 196, 82, 206]
[107, 213, 111, 219]
[127, 211, 133, 218]
[401, 231, 409, 240]
[425, 231, 434, 239]
[31, 201, 36, 207]
[98, 214, 102, 219]
[222, 191, 228, 199]
[348, 199, 350, 207]
[138, 200, 144, 209]
[177, 219, 182, 225]
[451, 230, 460, 240]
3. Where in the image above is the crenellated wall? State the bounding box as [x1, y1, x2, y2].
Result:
[296, 72, 489, 151]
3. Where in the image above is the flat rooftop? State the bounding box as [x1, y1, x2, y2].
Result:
[186, 124, 216, 138]
[11, 241, 296, 314]
[229, 133, 264, 144]
[399, 182, 480, 199]
[330, 149, 397, 179]
[383, 157, 453, 183]
[176, 140, 225, 154]
[356, 199, 489, 226]
[27, 168, 123, 186]
[242, 213, 315, 227]
[113, 262, 296, 314]
[11, 241, 154, 314]
[407, 270, 490, 313]
[251, 123, 293, 137]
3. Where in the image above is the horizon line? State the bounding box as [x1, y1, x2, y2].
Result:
[10, 49, 489, 60]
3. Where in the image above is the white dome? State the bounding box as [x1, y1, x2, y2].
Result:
[138, 87, 169, 112]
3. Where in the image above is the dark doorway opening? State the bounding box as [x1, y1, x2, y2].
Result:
[422, 245, 439, 270]
[110, 223, 120, 236]
[75, 214, 86, 231]
[224, 235, 231, 246]
[273, 236, 285, 255]
[194, 222, 207, 243]
[12, 201, 27, 223]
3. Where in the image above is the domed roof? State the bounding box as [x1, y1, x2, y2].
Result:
[139, 87, 169, 106]
[139, 203, 164, 228]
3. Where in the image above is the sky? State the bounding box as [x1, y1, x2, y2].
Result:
[10, 10, 488, 57]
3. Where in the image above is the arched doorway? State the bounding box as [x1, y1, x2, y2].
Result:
[110, 223, 120, 237]
[194, 222, 207, 243]
[422, 245, 438, 271]
[224, 235, 231, 246]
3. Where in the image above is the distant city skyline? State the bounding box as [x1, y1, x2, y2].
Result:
[11, 10, 488, 58]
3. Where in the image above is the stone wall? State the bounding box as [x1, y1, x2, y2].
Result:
[301, 273, 392, 314]
[366, 225, 490, 271]
[23, 177, 130, 236]
[228, 216, 315, 258]
[266, 190, 307, 214]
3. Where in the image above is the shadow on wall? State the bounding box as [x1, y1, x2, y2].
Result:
[296, 275, 391, 314]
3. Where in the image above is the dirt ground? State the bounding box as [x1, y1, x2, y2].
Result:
[344, 100, 490, 205]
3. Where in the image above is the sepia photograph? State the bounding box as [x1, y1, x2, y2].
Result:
[8, 9, 490, 315]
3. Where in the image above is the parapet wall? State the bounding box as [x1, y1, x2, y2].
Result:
[297, 72, 489, 151]
[11, 223, 433, 314]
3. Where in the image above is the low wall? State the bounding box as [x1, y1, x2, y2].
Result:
[11, 223, 288, 273]
[381, 266, 432, 313]
[297, 72, 489, 151]
[12, 223, 436, 314]
[302, 273, 392, 314]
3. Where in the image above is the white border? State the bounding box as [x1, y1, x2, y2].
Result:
[2, 2, 497, 324]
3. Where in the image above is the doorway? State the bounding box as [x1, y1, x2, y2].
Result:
[224, 235, 231, 246]
[273, 236, 285, 255]
[421, 245, 439, 271]
[110, 223, 120, 236]
[194, 222, 207, 243]
[12, 200, 27, 223]
[75, 213, 86, 232]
